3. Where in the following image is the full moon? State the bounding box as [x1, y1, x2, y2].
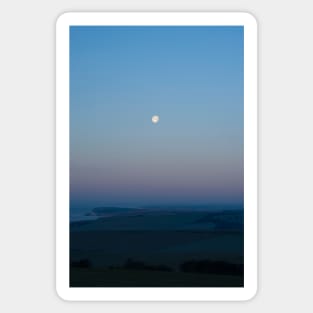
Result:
[151, 115, 160, 124]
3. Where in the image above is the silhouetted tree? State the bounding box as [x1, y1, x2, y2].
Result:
[123, 258, 173, 272]
[180, 259, 243, 276]
[70, 258, 91, 268]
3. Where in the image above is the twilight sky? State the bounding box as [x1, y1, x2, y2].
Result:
[70, 26, 244, 209]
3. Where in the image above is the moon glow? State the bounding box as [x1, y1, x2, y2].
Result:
[152, 115, 160, 124]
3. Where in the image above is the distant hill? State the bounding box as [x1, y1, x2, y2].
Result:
[85, 206, 137, 216]
[71, 209, 243, 232]
[142, 204, 243, 211]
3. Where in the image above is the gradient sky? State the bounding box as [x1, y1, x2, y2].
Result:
[70, 26, 244, 209]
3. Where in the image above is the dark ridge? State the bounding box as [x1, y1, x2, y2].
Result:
[180, 259, 243, 276]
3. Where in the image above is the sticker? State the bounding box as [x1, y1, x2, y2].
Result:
[56, 12, 258, 301]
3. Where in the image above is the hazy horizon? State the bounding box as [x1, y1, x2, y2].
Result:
[70, 202, 244, 211]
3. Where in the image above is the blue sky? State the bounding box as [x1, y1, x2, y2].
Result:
[70, 26, 244, 209]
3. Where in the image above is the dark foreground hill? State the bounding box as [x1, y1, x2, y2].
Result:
[70, 209, 244, 287]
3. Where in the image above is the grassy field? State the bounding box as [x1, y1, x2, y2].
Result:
[70, 268, 244, 287]
[70, 230, 243, 268]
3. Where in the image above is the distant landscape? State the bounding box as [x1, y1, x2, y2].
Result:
[70, 206, 244, 287]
